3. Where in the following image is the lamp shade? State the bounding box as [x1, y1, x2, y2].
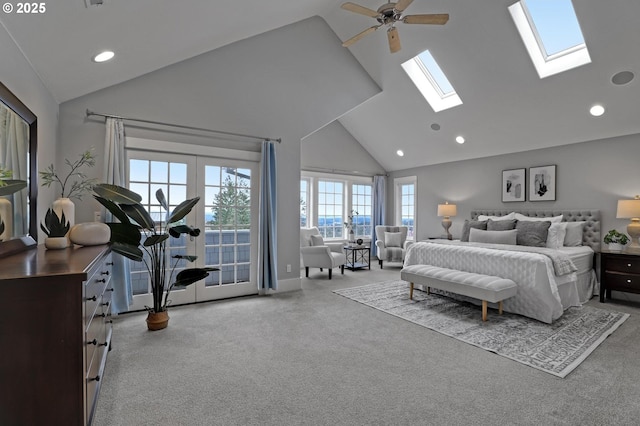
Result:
[617, 197, 640, 218]
[437, 203, 457, 217]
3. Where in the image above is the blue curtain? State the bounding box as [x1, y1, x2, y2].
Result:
[371, 175, 386, 257]
[104, 118, 133, 314]
[258, 140, 278, 292]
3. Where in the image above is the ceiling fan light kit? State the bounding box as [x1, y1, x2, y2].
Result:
[341, 1, 449, 53]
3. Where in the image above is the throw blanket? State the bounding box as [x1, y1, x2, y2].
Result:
[425, 240, 577, 276]
[388, 247, 404, 263]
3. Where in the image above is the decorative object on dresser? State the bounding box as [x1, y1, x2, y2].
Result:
[616, 195, 640, 251]
[529, 165, 556, 201]
[437, 201, 457, 240]
[41, 207, 71, 249]
[93, 183, 215, 330]
[502, 168, 525, 202]
[69, 222, 111, 246]
[0, 245, 113, 425]
[0, 170, 27, 241]
[603, 229, 629, 251]
[600, 250, 640, 302]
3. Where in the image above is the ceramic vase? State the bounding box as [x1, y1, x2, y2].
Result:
[53, 198, 74, 243]
[608, 243, 623, 251]
[45, 236, 68, 250]
[0, 198, 12, 241]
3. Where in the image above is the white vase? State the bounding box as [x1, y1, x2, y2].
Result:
[0, 198, 12, 242]
[608, 243, 623, 251]
[45, 236, 68, 250]
[53, 197, 74, 242]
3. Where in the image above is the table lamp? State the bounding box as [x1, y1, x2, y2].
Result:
[437, 201, 457, 240]
[617, 195, 640, 251]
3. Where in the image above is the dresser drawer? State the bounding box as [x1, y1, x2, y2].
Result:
[603, 272, 640, 293]
[604, 256, 640, 274]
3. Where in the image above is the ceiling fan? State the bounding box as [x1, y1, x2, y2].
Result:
[340, 0, 449, 53]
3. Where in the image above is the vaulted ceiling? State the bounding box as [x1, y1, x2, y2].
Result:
[2, 0, 639, 171]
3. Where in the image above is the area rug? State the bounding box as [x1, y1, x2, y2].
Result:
[333, 280, 629, 378]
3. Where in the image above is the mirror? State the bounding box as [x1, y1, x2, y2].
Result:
[0, 81, 37, 255]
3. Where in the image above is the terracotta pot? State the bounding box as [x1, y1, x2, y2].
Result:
[146, 310, 170, 331]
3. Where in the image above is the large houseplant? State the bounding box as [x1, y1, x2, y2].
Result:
[93, 183, 214, 330]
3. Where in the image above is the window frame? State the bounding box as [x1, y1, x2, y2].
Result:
[394, 176, 417, 241]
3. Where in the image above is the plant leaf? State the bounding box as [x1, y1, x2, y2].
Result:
[168, 224, 200, 238]
[107, 222, 142, 246]
[172, 254, 197, 262]
[0, 179, 27, 196]
[167, 197, 200, 224]
[144, 233, 169, 246]
[93, 184, 142, 204]
[173, 268, 211, 287]
[155, 188, 168, 211]
[121, 204, 155, 230]
[94, 196, 131, 225]
[111, 242, 144, 262]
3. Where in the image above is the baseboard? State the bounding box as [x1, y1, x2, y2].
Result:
[274, 277, 301, 292]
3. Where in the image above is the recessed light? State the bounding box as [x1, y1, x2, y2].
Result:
[612, 71, 634, 85]
[396, 150, 404, 157]
[455, 136, 465, 144]
[93, 50, 115, 63]
[589, 104, 605, 117]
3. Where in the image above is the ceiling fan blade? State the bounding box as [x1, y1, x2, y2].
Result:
[342, 25, 380, 47]
[403, 14, 449, 25]
[394, 0, 414, 13]
[341, 2, 379, 18]
[387, 27, 401, 53]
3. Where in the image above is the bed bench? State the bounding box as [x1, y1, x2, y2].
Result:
[400, 265, 518, 321]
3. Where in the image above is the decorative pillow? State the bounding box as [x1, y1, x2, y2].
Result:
[310, 234, 325, 246]
[514, 213, 563, 223]
[546, 222, 568, 249]
[487, 219, 517, 231]
[385, 232, 402, 248]
[564, 221, 586, 247]
[469, 228, 518, 245]
[461, 220, 488, 242]
[515, 220, 551, 247]
[477, 212, 516, 221]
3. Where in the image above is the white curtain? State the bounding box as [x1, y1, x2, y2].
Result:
[104, 118, 133, 313]
[371, 175, 386, 257]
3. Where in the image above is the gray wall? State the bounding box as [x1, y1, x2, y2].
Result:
[388, 133, 640, 242]
[58, 16, 380, 285]
[302, 120, 385, 175]
[0, 24, 60, 241]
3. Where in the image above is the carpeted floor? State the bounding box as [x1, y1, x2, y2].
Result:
[333, 280, 629, 377]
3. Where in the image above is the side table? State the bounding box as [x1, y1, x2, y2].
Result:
[343, 245, 370, 271]
[600, 249, 640, 302]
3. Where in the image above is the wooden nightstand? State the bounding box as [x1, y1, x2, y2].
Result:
[600, 250, 640, 302]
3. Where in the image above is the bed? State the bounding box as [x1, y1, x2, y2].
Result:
[403, 210, 600, 323]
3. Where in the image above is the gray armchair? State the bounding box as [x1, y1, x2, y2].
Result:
[300, 227, 346, 279]
[375, 225, 412, 268]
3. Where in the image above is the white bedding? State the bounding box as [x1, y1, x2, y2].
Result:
[404, 241, 595, 323]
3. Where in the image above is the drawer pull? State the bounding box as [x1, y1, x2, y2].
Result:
[89, 375, 101, 382]
[85, 295, 97, 302]
[96, 278, 107, 283]
[106, 262, 114, 266]
[99, 341, 109, 347]
[628, 279, 632, 283]
[105, 288, 115, 292]
[88, 339, 98, 346]
[101, 301, 110, 307]
[101, 271, 110, 276]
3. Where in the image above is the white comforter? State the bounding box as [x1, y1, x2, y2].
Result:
[404, 242, 581, 323]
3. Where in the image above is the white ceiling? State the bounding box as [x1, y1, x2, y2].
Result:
[2, 0, 639, 171]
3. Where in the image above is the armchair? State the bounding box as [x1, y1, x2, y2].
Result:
[300, 227, 346, 279]
[375, 225, 412, 269]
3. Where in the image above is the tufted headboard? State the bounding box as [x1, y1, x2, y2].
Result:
[470, 210, 601, 252]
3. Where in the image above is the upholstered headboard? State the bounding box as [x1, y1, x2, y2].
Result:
[470, 210, 601, 252]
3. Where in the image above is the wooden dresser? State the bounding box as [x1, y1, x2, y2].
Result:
[0, 244, 113, 426]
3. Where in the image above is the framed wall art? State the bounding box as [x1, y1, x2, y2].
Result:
[529, 165, 556, 201]
[502, 168, 525, 202]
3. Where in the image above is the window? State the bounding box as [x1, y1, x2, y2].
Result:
[300, 178, 309, 227]
[395, 176, 416, 240]
[509, 0, 590, 78]
[402, 49, 462, 112]
[351, 183, 372, 238]
[317, 180, 344, 238]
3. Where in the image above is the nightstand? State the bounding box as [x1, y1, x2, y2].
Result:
[600, 250, 640, 303]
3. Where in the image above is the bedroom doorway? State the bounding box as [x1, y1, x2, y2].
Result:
[125, 149, 258, 311]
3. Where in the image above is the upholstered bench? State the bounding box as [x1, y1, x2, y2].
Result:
[400, 265, 518, 321]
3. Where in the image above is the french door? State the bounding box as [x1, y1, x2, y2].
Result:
[126, 150, 258, 311]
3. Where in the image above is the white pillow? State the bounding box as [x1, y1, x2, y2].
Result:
[385, 232, 402, 248]
[515, 213, 563, 223]
[469, 228, 518, 245]
[477, 212, 516, 221]
[546, 222, 568, 249]
[563, 221, 586, 247]
[310, 234, 325, 246]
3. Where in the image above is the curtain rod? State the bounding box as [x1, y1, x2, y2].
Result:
[302, 167, 387, 177]
[85, 109, 281, 143]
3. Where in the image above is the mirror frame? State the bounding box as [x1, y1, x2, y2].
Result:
[0, 81, 38, 256]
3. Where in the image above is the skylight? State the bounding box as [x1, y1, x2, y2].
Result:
[509, 0, 590, 78]
[402, 50, 462, 112]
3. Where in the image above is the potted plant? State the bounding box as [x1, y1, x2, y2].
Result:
[40, 208, 70, 249]
[93, 183, 215, 331]
[604, 229, 629, 251]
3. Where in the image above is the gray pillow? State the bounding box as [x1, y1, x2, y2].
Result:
[310, 234, 324, 246]
[516, 220, 551, 247]
[385, 232, 402, 248]
[487, 219, 517, 231]
[461, 220, 488, 242]
[469, 228, 518, 245]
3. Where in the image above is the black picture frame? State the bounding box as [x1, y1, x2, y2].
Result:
[529, 165, 556, 201]
[502, 168, 525, 202]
